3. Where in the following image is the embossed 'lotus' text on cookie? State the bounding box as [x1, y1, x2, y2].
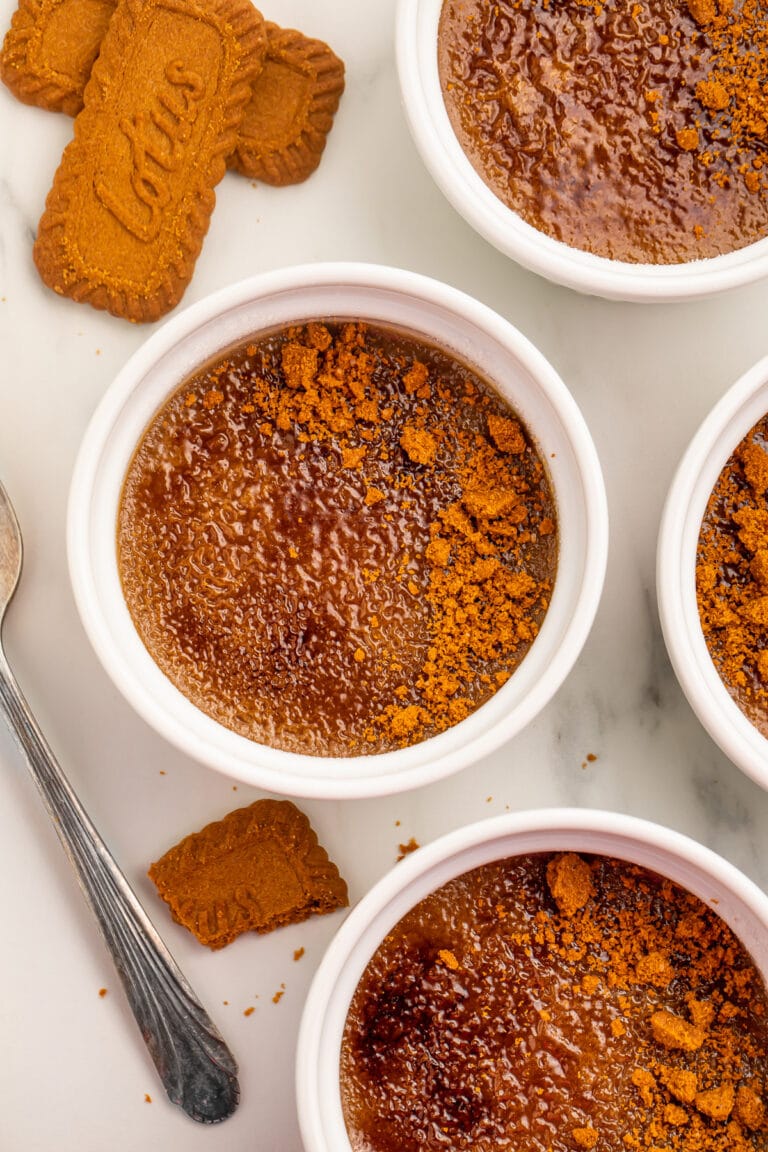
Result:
[32, 0, 267, 321]
[2, 5, 344, 184]
[93, 57, 211, 244]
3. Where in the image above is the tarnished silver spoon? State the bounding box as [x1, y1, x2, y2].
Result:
[0, 478, 239, 1123]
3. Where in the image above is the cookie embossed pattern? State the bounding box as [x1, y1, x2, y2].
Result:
[0, 0, 345, 183]
[232, 21, 345, 185]
[0, 0, 117, 113]
[32, 0, 267, 321]
[93, 60, 209, 244]
[148, 800, 349, 950]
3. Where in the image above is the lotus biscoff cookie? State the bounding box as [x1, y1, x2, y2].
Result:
[148, 799, 349, 950]
[1, 5, 345, 184]
[0, 0, 117, 115]
[232, 22, 345, 185]
[32, 0, 267, 322]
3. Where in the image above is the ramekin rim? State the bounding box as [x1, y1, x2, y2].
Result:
[296, 806, 768, 1152]
[67, 262, 608, 798]
[395, 0, 768, 301]
[657, 353, 768, 789]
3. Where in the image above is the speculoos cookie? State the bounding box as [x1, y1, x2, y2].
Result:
[148, 799, 349, 950]
[32, 0, 267, 321]
[2, 5, 344, 184]
[0, 0, 117, 115]
[231, 22, 345, 185]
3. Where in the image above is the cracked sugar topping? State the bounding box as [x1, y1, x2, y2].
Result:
[341, 852, 768, 1152]
[697, 413, 768, 735]
[118, 320, 557, 756]
[438, 0, 768, 263]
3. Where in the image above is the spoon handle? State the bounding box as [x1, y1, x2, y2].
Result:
[0, 646, 239, 1123]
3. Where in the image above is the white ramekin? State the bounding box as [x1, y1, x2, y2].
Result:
[67, 263, 608, 799]
[658, 355, 768, 789]
[396, 0, 768, 302]
[296, 807, 768, 1152]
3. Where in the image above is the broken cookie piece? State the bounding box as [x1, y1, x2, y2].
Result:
[148, 799, 349, 949]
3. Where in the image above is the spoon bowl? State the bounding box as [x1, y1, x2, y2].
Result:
[0, 482, 21, 610]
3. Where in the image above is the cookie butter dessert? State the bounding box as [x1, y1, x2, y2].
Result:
[697, 415, 768, 735]
[438, 0, 768, 263]
[341, 852, 768, 1152]
[117, 321, 557, 757]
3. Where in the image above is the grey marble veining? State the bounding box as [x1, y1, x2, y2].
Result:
[3, 0, 768, 1148]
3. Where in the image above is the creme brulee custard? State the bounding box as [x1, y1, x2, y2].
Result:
[117, 320, 557, 757]
[697, 413, 768, 737]
[438, 0, 768, 263]
[341, 852, 768, 1152]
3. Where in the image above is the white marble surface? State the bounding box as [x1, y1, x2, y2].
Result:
[3, 0, 768, 1148]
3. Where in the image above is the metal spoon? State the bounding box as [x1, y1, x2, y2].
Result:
[0, 478, 239, 1123]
